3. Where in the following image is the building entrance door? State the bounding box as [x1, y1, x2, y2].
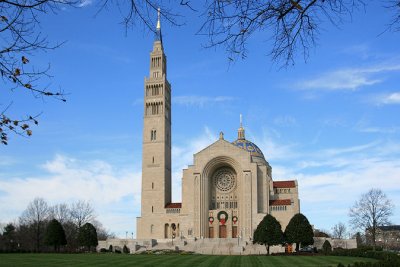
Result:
[219, 225, 227, 238]
[209, 227, 214, 238]
[232, 226, 237, 238]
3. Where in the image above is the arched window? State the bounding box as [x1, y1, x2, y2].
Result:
[150, 224, 154, 234]
[150, 130, 157, 141]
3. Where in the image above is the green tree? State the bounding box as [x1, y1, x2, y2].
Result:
[253, 214, 283, 254]
[2, 223, 17, 251]
[284, 213, 314, 252]
[322, 240, 332, 255]
[123, 244, 130, 254]
[45, 219, 67, 252]
[78, 223, 98, 251]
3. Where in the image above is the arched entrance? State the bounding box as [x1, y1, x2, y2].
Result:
[208, 165, 239, 238]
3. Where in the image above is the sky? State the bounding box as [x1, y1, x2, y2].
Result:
[1, 1, 400, 238]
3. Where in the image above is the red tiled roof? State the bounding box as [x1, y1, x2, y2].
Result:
[269, 199, 291, 206]
[273, 180, 296, 188]
[165, 203, 182, 209]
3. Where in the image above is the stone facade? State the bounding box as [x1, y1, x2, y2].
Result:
[135, 11, 301, 244]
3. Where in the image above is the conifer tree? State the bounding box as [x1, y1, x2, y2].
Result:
[45, 219, 67, 252]
[253, 214, 283, 254]
[284, 213, 314, 252]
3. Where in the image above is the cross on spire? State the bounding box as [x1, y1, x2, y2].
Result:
[155, 7, 162, 42]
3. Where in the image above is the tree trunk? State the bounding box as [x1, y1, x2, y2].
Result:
[266, 244, 270, 255]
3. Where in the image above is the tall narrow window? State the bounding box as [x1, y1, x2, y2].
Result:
[152, 206, 154, 213]
[152, 182, 154, 189]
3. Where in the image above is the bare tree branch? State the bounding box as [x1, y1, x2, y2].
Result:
[0, 0, 76, 145]
[349, 188, 394, 249]
[332, 222, 347, 239]
[70, 200, 96, 228]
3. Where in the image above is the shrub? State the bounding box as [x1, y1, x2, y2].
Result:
[123, 245, 130, 254]
[108, 245, 113, 252]
[332, 248, 400, 267]
[322, 240, 332, 255]
[99, 248, 107, 253]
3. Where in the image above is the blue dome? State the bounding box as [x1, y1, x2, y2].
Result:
[232, 139, 265, 159]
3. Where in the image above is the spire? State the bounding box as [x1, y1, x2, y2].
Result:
[155, 7, 162, 42]
[156, 7, 161, 30]
[238, 114, 245, 140]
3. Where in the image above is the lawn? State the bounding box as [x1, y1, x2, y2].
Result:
[0, 253, 377, 267]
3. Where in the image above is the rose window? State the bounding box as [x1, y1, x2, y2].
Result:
[213, 167, 236, 192]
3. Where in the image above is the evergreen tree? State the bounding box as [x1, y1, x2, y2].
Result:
[45, 219, 67, 252]
[78, 223, 98, 251]
[322, 240, 332, 255]
[2, 223, 17, 251]
[284, 213, 314, 252]
[253, 214, 283, 254]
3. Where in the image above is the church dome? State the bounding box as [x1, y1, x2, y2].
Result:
[232, 115, 265, 160]
[232, 138, 265, 159]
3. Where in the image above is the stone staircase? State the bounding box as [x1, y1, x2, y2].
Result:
[98, 237, 284, 255]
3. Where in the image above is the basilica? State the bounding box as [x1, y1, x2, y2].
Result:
[135, 11, 301, 242]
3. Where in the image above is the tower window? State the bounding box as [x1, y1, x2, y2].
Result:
[151, 130, 157, 141]
[152, 206, 154, 213]
[152, 182, 154, 189]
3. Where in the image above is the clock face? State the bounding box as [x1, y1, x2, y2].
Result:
[213, 167, 236, 192]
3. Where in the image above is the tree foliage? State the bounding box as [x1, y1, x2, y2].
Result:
[253, 214, 283, 254]
[78, 222, 98, 251]
[0, 0, 77, 145]
[349, 188, 394, 249]
[284, 213, 314, 252]
[322, 239, 332, 255]
[0, 197, 109, 252]
[45, 219, 67, 252]
[1, 223, 17, 251]
[106, 0, 400, 66]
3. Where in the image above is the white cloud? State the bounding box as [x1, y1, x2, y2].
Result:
[249, 128, 400, 229]
[297, 63, 400, 90]
[171, 127, 217, 202]
[78, 0, 93, 7]
[173, 95, 234, 108]
[374, 92, 400, 105]
[0, 154, 141, 237]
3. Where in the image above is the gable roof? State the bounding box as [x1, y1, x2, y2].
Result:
[269, 199, 292, 206]
[165, 203, 182, 209]
[273, 180, 296, 188]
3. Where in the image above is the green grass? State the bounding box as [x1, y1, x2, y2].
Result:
[0, 253, 377, 267]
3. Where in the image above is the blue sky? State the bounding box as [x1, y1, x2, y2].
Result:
[1, 1, 399, 237]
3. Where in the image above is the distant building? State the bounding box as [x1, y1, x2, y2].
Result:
[373, 225, 400, 250]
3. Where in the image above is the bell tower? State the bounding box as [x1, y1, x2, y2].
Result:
[141, 8, 172, 217]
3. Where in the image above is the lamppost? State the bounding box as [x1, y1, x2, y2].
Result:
[131, 232, 134, 239]
[126, 231, 128, 240]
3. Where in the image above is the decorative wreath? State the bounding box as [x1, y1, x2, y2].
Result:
[232, 216, 238, 224]
[209, 216, 214, 224]
[217, 211, 228, 223]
